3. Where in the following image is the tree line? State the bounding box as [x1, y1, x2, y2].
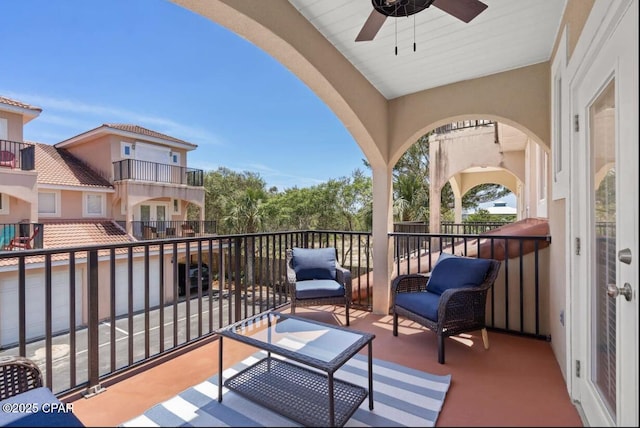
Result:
[191, 135, 511, 234]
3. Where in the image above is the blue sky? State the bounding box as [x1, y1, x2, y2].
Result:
[0, 0, 367, 191]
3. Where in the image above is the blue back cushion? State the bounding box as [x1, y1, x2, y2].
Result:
[292, 247, 336, 280]
[427, 254, 492, 295]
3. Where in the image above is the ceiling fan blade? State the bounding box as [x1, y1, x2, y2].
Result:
[432, 0, 488, 23]
[355, 9, 388, 42]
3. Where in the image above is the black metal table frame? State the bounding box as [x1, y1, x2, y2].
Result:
[217, 311, 375, 427]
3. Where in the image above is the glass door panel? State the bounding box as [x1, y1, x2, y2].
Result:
[590, 80, 616, 419]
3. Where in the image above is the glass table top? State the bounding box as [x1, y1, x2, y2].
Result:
[219, 312, 374, 366]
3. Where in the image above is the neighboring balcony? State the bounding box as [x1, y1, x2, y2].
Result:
[0, 140, 35, 171]
[117, 220, 217, 240]
[0, 223, 43, 251]
[113, 159, 204, 186]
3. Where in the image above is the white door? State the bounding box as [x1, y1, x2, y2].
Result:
[571, 1, 638, 426]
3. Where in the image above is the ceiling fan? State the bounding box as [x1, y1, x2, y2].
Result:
[355, 0, 488, 42]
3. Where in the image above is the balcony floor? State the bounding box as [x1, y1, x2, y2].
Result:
[66, 306, 583, 427]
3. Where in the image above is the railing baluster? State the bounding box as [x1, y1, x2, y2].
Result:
[109, 249, 116, 373]
[18, 257, 26, 356]
[84, 249, 104, 396]
[69, 252, 77, 388]
[45, 254, 52, 388]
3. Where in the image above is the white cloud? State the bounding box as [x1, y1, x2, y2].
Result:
[1, 90, 226, 147]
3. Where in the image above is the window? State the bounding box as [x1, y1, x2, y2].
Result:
[121, 142, 133, 158]
[551, 28, 569, 200]
[553, 76, 563, 180]
[536, 146, 549, 218]
[0, 118, 7, 140]
[0, 192, 9, 215]
[83, 192, 105, 217]
[172, 198, 180, 214]
[38, 191, 60, 217]
[170, 152, 180, 165]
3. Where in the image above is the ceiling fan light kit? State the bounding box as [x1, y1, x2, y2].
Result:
[355, 0, 488, 55]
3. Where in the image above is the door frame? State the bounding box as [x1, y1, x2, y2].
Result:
[568, 0, 638, 426]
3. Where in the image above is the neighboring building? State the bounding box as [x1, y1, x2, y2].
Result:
[484, 201, 517, 216]
[0, 95, 208, 347]
[463, 200, 518, 220]
[1, 96, 206, 249]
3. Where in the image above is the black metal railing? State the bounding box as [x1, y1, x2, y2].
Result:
[112, 159, 204, 186]
[441, 221, 512, 234]
[433, 119, 494, 135]
[0, 230, 373, 397]
[0, 140, 35, 171]
[394, 221, 512, 259]
[120, 220, 218, 240]
[0, 228, 549, 399]
[0, 223, 43, 251]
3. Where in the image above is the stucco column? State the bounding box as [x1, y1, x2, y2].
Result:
[30, 202, 38, 224]
[454, 196, 463, 223]
[429, 186, 441, 247]
[371, 164, 394, 315]
[125, 196, 134, 236]
[429, 141, 442, 239]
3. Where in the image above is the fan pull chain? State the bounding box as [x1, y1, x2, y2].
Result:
[413, 13, 416, 51]
[395, 17, 398, 55]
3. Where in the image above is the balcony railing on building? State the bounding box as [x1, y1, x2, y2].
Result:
[117, 220, 217, 240]
[113, 159, 204, 186]
[0, 140, 35, 171]
[0, 223, 43, 251]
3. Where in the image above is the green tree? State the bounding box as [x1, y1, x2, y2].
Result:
[202, 168, 268, 234]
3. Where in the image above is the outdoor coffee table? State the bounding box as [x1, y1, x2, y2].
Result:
[217, 311, 375, 427]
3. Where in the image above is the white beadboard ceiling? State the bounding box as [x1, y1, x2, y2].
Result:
[288, 0, 567, 99]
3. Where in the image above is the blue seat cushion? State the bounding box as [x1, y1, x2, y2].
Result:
[292, 247, 336, 280]
[295, 279, 345, 300]
[395, 291, 440, 322]
[427, 254, 493, 295]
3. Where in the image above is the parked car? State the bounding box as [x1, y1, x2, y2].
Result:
[178, 263, 210, 296]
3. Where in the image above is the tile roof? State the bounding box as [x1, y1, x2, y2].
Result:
[34, 143, 113, 188]
[103, 124, 196, 147]
[0, 96, 42, 112]
[0, 221, 136, 267]
[40, 220, 134, 249]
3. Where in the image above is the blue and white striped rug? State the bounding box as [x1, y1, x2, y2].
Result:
[122, 351, 451, 427]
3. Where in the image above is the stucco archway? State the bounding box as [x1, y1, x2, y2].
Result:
[171, 0, 552, 315]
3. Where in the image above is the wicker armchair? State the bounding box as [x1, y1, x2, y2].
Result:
[286, 247, 352, 326]
[392, 255, 501, 364]
[0, 355, 43, 400]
